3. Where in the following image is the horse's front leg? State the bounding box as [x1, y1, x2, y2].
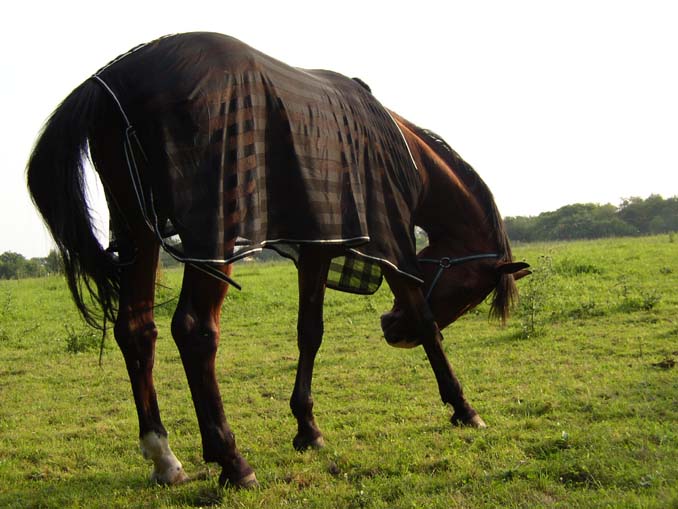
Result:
[114, 239, 188, 485]
[421, 327, 487, 428]
[171, 265, 256, 488]
[290, 246, 331, 450]
[381, 272, 486, 428]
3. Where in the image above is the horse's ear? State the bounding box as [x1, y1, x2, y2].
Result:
[496, 261, 530, 275]
[511, 269, 532, 281]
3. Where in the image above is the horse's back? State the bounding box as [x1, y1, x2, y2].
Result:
[92, 32, 423, 289]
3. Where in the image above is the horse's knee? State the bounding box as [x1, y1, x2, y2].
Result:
[171, 307, 219, 357]
[114, 318, 158, 356]
[297, 315, 323, 335]
[297, 318, 323, 350]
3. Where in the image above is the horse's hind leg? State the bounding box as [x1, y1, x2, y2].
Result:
[171, 264, 256, 488]
[114, 236, 188, 485]
[290, 246, 331, 450]
[90, 128, 187, 485]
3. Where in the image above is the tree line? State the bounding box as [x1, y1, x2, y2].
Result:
[0, 250, 62, 280]
[504, 194, 677, 242]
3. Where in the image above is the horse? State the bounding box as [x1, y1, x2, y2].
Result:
[26, 32, 529, 488]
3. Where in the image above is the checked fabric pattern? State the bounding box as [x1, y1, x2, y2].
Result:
[326, 255, 383, 294]
[95, 32, 424, 293]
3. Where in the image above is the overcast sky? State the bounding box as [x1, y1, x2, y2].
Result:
[3, 0, 677, 258]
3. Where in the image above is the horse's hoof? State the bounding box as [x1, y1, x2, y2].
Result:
[237, 472, 259, 489]
[151, 466, 189, 486]
[451, 412, 487, 429]
[466, 414, 488, 428]
[220, 471, 259, 489]
[293, 433, 325, 451]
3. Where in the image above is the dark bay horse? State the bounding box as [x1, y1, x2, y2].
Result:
[27, 32, 528, 488]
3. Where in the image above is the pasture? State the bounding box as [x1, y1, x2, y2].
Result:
[0, 235, 676, 508]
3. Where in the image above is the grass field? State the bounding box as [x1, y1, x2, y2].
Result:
[0, 235, 676, 508]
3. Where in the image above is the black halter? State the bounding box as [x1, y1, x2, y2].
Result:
[419, 253, 500, 301]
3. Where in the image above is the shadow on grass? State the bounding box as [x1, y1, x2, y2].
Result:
[0, 471, 226, 509]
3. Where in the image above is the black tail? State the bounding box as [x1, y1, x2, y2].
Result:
[26, 79, 119, 328]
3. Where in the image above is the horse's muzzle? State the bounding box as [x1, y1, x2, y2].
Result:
[380, 309, 421, 349]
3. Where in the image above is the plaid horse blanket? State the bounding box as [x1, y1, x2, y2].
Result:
[94, 32, 423, 293]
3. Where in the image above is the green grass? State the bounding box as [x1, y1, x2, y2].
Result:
[0, 235, 676, 508]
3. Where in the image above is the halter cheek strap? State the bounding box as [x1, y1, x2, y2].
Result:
[419, 253, 500, 301]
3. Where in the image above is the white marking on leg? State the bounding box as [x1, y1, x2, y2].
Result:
[140, 431, 188, 485]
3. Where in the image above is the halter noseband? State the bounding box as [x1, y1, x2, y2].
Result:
[419, 253, 500, 301]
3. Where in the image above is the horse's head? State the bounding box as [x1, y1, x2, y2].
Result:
[380, 242, 530, 347]
[380, 114, 531, 347]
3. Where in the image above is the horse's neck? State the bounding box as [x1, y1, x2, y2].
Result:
[393, 113, 495, 251]
[417, 163, 488, 242]
[406, 142, 492, 252]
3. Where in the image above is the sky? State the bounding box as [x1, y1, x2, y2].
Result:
[2, 0, 677, 258]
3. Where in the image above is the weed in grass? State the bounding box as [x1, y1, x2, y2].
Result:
[0, 287, 13, 341]
[568, 297, 606, 319]
[558, 464, 601, 488]
[640, 290, 662, 311]
[651, 358, 676, 369]
[527, 432, 572, 461]
[515, 255, 553, 339]
[555, 258, 604, 276]
[63, 324, 102, 354]
[616, 275, 662, 312]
